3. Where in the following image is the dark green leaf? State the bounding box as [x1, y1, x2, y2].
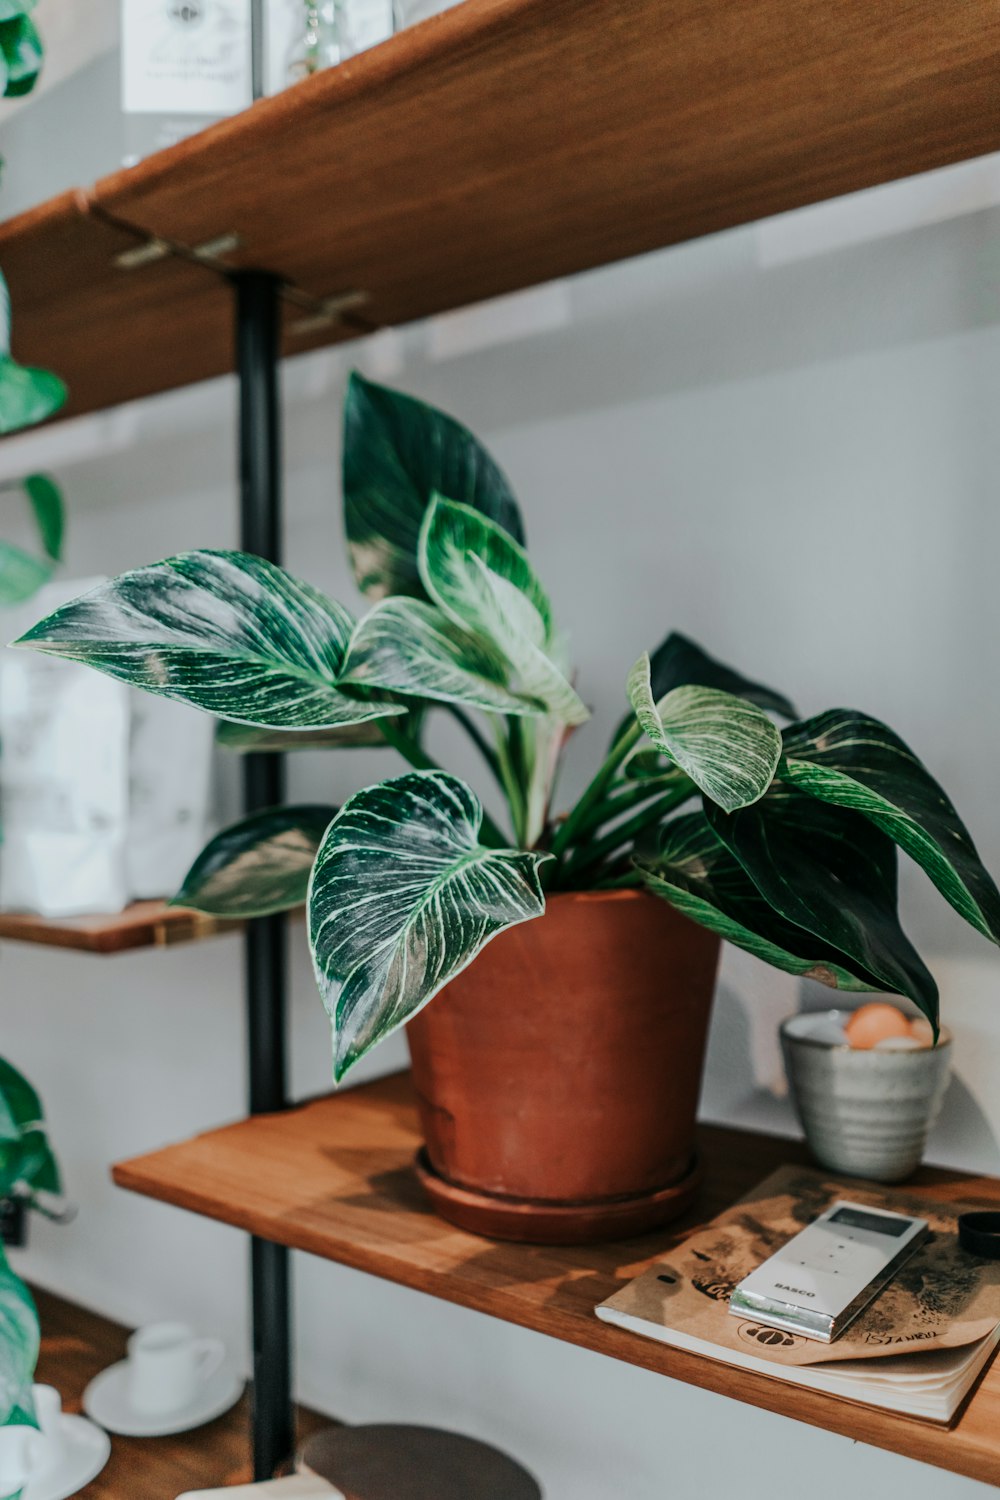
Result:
[341, 595, 549, 716]
[781, 709, 1000, 945]
[0, 13, 42, 96]
[637, 811, 875, 991]
[309, 770, 548, 1081]
[627, 652, 781, 811]
[173, 804, 335, 918]
[21, 474, 63, 561]
[14, 550, 405, 730]
[343, 373, 524, 600]
[705, 786, 938, 1027]
[0, 1059, 41, 1140]
[0, 1058, 60, 1201]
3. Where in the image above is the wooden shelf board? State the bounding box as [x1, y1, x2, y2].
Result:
[112, 1071, 1000, 1488]
[4, 0, 1000, 423]
[0, 900, 241, 953]
[32, 1285, 328, 1495]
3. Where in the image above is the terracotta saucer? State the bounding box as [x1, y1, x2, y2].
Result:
[413, 1148, 703, 1244]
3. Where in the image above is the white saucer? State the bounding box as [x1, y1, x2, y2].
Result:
[82, 1358, 244, 1438]
[22, 1413, 111, 1500]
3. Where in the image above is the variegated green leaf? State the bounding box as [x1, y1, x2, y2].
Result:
[0, 275, 65, 436]
[0, 474, 65, 605]
[309, 770, 548, 1081]
[341, 596, 548, 717]
[217, 720, 393, 751]
[343, 372, 524, 600]
[627, 653, 780, 812]
[0, 542, 50, 606]
[705, 786, 938, 1027]
[419, 496, 588, 725]
[14, 550, 404, 731]
[637, 812, 876, 992]
[0, 1058, 59, 1206]
[0, 10, 41, 95]
[173, 804, 335, 918]
[611, 632, 795, 751]
[0, 357, 65, 436]
[0, 1241, 38, 1428]
[780, 710, 1000, 945]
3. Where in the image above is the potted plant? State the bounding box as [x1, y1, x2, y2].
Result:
[17, 375, 1000, 1242]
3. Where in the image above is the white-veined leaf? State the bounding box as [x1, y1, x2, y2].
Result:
[627, 652, 780, 812]
[173, 804, 335, 918]
[309, 770, 548, 1081]
[418, 496, 587, 725]
[341, 596, 549, 717]
[14, 550, 404, 731]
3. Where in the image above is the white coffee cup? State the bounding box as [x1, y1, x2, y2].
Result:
[0, 1422, 43, 1497]
[26, 1384, 66, 1479]
[127, 1322, 225, 1415]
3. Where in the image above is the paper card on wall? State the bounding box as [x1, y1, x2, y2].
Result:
[0, 578, 131, 916]
[121, 0, 252, 116]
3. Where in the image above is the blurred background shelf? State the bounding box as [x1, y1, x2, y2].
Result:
[113, 1070, 1000, 1488]
[2, 0, 1000, 423]
[0, 901, 241, 953]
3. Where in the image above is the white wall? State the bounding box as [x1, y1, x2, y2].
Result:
[3, 34, 1000, 1497]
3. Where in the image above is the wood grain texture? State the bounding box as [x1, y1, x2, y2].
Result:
[4, 0, 1000, 425]
[0, 194, 360, 425]
[0, 901, 241, 953]
[113, 1071, 1000, 1487]
[90, 0, 1000, 327]
[31, 1286, 328, 1496]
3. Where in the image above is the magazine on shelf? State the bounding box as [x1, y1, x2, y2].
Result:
[596, 1165, 1000, 1422]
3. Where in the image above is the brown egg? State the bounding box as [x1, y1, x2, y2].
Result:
[844, 1002, 912, 1050]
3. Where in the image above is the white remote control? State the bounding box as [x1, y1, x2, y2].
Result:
[729, 1200, 927, 1342]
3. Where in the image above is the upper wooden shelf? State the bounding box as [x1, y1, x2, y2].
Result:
[0, 899, 240, 953]
[4, 0, 1000, 422]
[113, 1070, 1000, 1487]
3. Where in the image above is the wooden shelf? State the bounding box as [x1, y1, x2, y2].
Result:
[0, 900, 240, 953]
[113, 1071, 1000, 1488]
[5, 0, 1000, 422]
[32, 1285, 328, 1495]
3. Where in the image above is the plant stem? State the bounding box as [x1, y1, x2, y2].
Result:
[380, 719, 508, 848]
[594, 868, 644, 889]
[494, 721, 528, 847]
[549, 719, 643, 862]
[444, 704, 503, 783]
[562, 785, 691, 882]
[568, 770, 689, 842]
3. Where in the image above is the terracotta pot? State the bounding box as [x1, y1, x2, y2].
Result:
[406, 889, 721, 1243]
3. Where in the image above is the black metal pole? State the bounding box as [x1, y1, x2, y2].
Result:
[235, 268, 294, 1480]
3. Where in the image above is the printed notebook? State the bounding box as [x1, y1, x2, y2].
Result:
[596, 1165, 1000, 1422]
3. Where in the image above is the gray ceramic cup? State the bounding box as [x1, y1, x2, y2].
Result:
[781, 1010, 952, 1182]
